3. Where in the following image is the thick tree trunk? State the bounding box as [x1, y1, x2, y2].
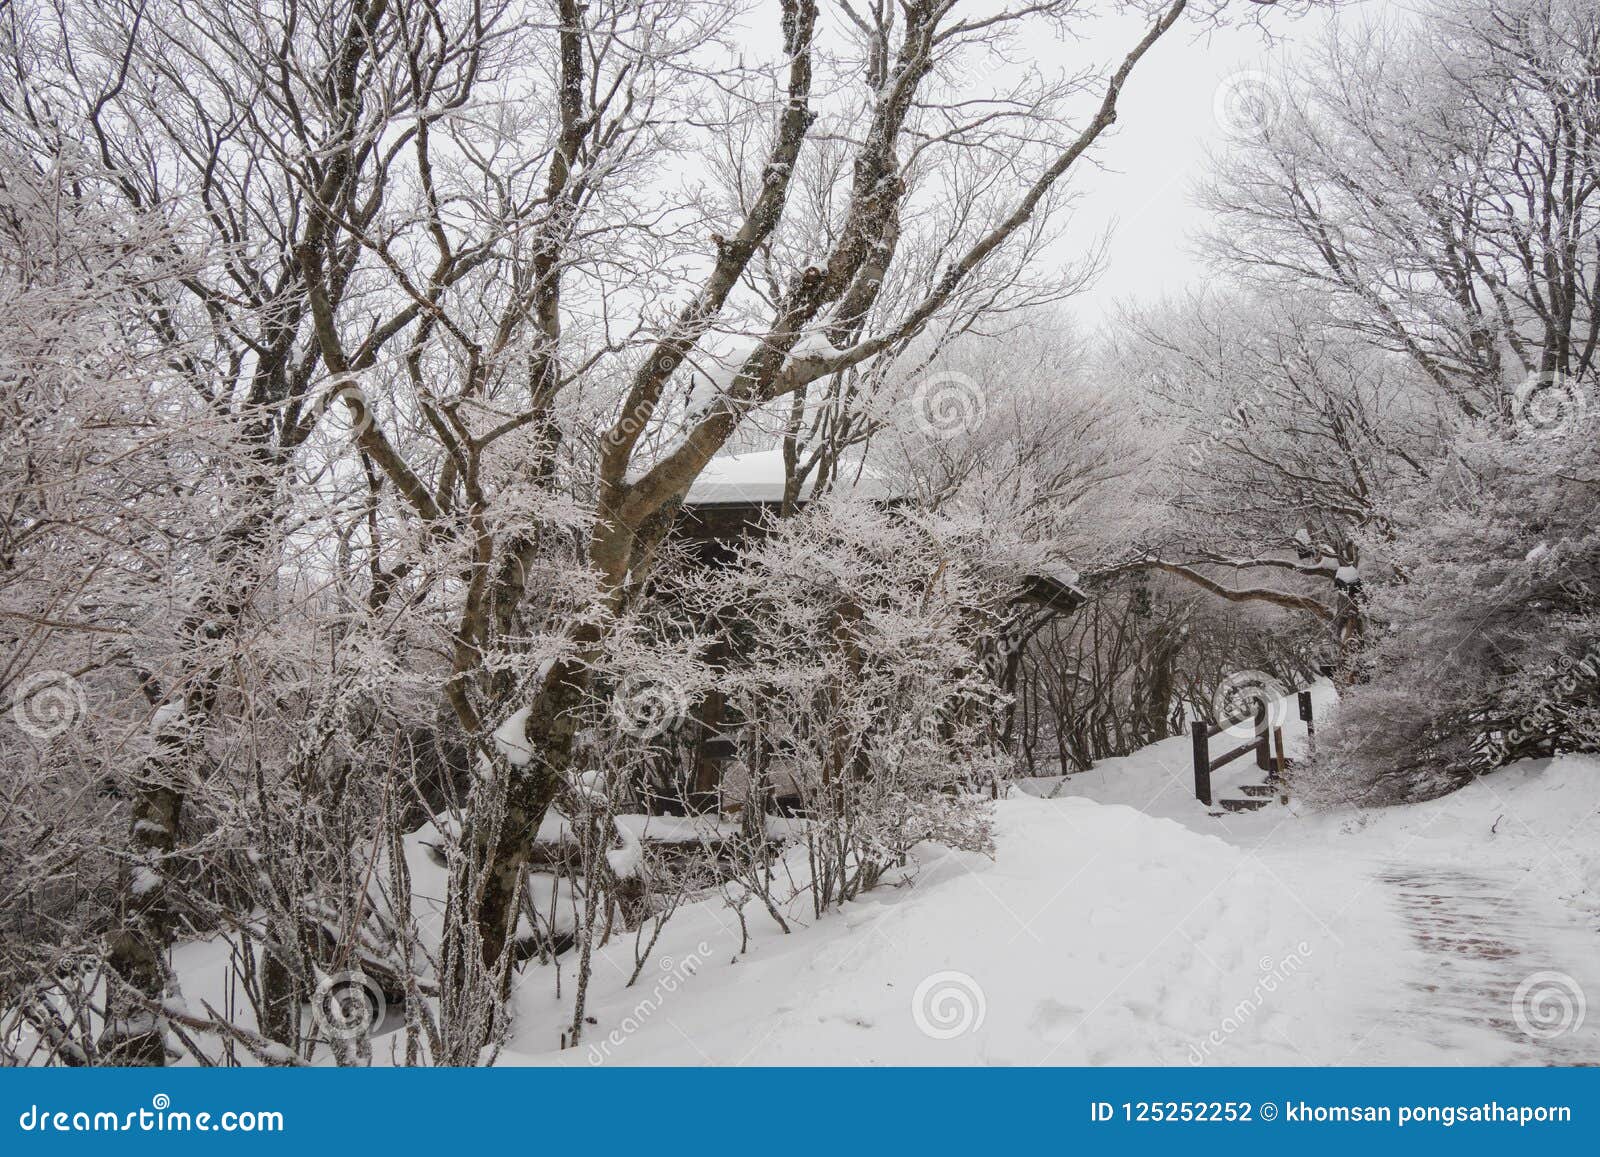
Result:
[461, 654, 591, 977]
[100, 776, 182, 1065]
[101, 450, 281, 1064]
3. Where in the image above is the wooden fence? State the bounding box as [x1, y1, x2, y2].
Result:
[1190, 690, 1314, 806]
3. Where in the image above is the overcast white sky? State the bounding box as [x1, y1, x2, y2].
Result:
[1059, 1, 1375, 325]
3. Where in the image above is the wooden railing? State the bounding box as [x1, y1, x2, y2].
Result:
[1189, 690, 1314, 806]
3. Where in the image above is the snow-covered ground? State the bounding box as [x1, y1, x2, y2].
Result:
[496, 689, 1600, 1066]
[29, 692, 1592, 1067]
[506, 795, 1374, 1064]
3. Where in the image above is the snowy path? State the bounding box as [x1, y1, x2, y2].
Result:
[511, 798, 1366, 1065]
[104, 698, 1597, 1067]
[494, 734, 1599, 1066]
[1365, 863, 1599, 1064]
[511, 794, 1595, 1066]
[1022, 709, 1600, 1065]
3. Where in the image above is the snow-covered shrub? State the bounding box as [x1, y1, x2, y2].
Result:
[1312, 424, 1600, 805]
[697, 497, 1014, 914]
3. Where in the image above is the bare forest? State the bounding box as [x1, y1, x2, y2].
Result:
[3, 0, 1597, 1068]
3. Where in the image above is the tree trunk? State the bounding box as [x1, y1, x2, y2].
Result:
[258, 934, 297, 1050]
[100, 776, 182, 1065]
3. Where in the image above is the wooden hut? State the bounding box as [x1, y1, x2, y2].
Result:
[667, 450, 1084, 811]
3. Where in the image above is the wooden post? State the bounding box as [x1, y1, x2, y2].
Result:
[1273, 726, 1289, 803]
[1191, 720, 1212, 807]
[1254, 699, 1271, 772]
[688, 687, 728, 813]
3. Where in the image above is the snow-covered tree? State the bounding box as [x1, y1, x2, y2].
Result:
[1312, 421, 1600, 803]
[699, 497, 1018, 911]
[1, 0, 1331, 1067]
[1203, 0, 1600, 420]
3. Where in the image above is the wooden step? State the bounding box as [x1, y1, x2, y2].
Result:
[1218, 797, 1271, 813]
[1236, 783, 1276, 798]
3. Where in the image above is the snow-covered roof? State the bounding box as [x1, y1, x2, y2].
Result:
[1037, 561, 1082, 590]
[684, 449, 895, 506]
